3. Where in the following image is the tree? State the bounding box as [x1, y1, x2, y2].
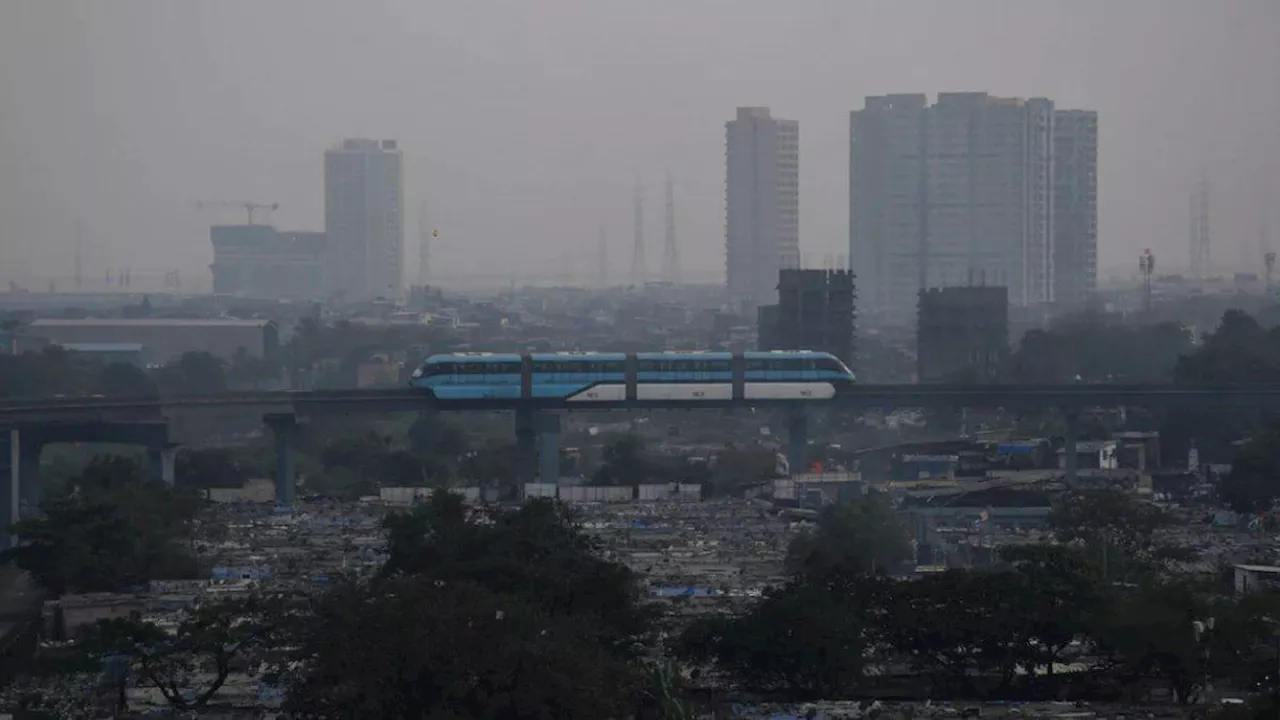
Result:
[1009, 313, 1193, 384]
[678, 572, 885, 698]
[1090, 578, 1216, 704]
[593, 435, 652, 486]
[79, 594, 282, 710]
[226, 346, 280, 389]
[1164, 309, 1280, 463]
[785, 490, 913, 577]
[884, 569, 1031, 696]
[407, 411, 472, 461]
[1219, 424, 1280, 514]
[174, 447, 251, 489]
[383, 493, 652, 649]
[98, 362, 158, 397]
[2, 456, 202, 594]
[997, 544, 1105, 683]
[281, 576, 641, 718]
[1049, 488, 1186, 579]
[154, 351, 227, 394]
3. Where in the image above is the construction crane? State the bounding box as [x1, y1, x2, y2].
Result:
[195, 200, 280, 225]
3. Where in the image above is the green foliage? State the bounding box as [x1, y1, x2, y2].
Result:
[785, 490, 913, 576]
[1164, 309, 1280, 462]
[1220, 423, 1280, 514]
[281, 576, 640, 718]
[0, 346, 103, 399]
[225, 346, 280, 388]
[593, 434, 653, 486]
[1048, 489, 1183, 579]
[383, 493, 652, 649]
[153, 351, 227, 395]
[679, 572, 885, 698]
[2, 456, 202, 594]
[80, 594, 282, 710]
[174, 447, 250, 489]
[1010, 313, 1193, 384]
[97, 362, 158, 397]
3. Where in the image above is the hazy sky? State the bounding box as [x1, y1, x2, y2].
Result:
[2, 0, 1278, 288]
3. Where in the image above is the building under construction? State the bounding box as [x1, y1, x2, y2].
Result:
[757, 269, 856, 368]
[916, 286, 1009, 383]
[210, 225, 327, 299]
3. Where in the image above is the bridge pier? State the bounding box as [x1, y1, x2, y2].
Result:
[536, 412, 561, 484]
[0, 429, 43, 551]
[146, 446, 177, 486]
[515, 409, 537, 486]
[266, 415, 299, 507]
[787, 408, 809, 475]
[1, 430, 17, 551]
[17, 437, 41, 520]
[1063, 408, 1079, 487]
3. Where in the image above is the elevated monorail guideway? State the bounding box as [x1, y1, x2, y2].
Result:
[407, 350, 856, 403]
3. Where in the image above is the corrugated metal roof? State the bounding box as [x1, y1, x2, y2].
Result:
[30, 318, 273, 328]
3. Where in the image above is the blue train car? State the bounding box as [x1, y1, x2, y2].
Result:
[409, 350, 853, 402]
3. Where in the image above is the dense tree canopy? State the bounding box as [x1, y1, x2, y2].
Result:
[382, 493, 652, 647]
[785, 490, 914, 576]
[1009, 313, 1193, 384]
[2, 456, 202, 594]
[282, 576, 640, 718]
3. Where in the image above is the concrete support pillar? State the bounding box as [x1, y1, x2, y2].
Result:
[514, 408, 537, 487]
[17, 438, 42, 518]
[266, 415, 299, 507]
[535, 412, 561, 484]
[1, 430, 17, 552]
[1063, 408, 1079, 488]
[146, 446, 177, 486]
[787, 408, 809, 476]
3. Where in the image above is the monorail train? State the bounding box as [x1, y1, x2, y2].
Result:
[408, 350, 854, 402]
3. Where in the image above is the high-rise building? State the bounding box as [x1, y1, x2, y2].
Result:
[851, 93, 1093, 320]
[726, 107, 799, 307]
[1053, 110, 1099, 306]
[324, 139, 404, 300]
[916, 286, 1009, 383]
[757, 268, 857, 368]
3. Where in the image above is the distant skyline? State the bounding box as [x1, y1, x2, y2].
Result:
[2, 1, 1278, 288]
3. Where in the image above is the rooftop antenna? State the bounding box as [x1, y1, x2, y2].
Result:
[631, 183, 646, 285]
[662, 173, 679, 284]
[74, 220, 84, 291]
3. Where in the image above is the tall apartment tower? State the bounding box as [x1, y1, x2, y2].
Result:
[1053, 110, 1099, 306]
[851, 93, 1090, 320]
[324, 138, 404, 300]
[726, 107, 800, 307]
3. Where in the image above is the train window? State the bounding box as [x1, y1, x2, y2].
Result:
[746, 359, 768, 372]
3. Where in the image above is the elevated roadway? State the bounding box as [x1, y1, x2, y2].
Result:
[3, 383, 1279, 549]
[4, 383, 1280, 425]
